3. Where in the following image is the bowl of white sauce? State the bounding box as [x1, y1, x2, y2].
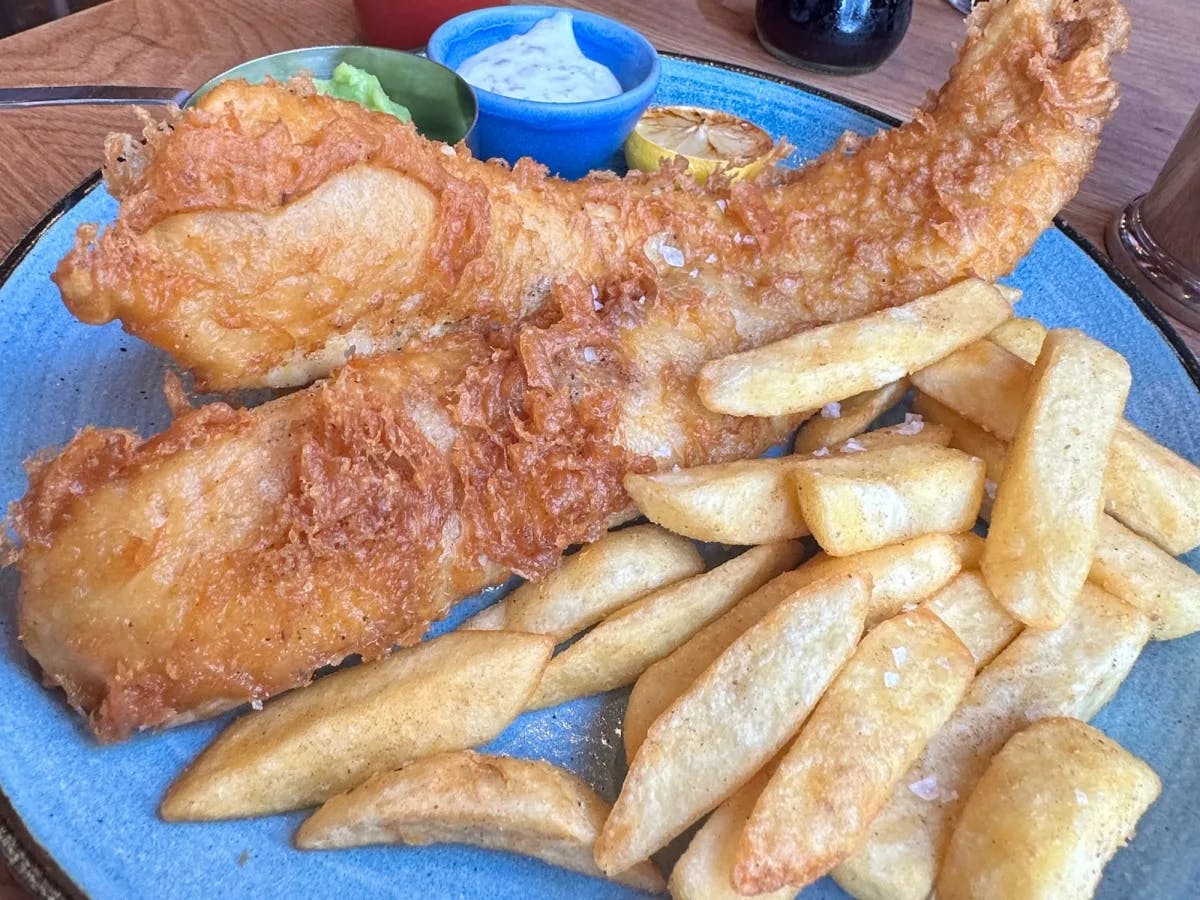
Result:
[428, 6, 660, 178]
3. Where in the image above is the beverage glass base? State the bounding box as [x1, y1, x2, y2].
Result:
[1105, 197, 1200, 332]
[755, 27, 886, 75]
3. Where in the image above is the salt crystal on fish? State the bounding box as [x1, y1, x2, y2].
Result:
[897, 413, 925, 435]
[841, 438, 865, 453]
[583, 347, 598, 363]
[984, 479, 998, 499]
[660, 245, 685, 267]
[883, 671, 900, 688]
[705, 253, 718, 264]
[811, 446, 830, 457]
[821, 401, 842, 419]
[892, 646, 908, 667]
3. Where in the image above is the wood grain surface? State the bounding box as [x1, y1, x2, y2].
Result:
[0, 0, 1196, 896]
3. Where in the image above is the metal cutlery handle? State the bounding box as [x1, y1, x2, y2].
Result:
[0, 85, 190, 109]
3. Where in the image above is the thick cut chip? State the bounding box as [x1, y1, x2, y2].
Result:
[528, 542, 802, 709]
[670, 762, 796, 900]
[986, 316, 1047, 362]
[698, 280, 1012, 416]
[981, 330, 1131, 628]
[595, 573, 869, 875]
[624, 423, 949, 545]
[923, 397, 1199, 642]
[913, 339, 1200, 554]
[949, 531, 985, 569]
[623, 534, 961, 762]
[832, 585, 1149, 900]
[460, 524, 703, 640]
[798, 534, 965, 628]
[623, 568, 814, 765]
[920, 571, 1021, 669]
[937, 718, 1160, 900]
[160, 631, 553, 819]
[1090, 513, 1200, 640]
[1105, 422, 1200, 556]
[734, 609, 974, 893]
[296, 750, 665, 893]
[794, 444, 984, 557]
[911, 391, 1007, 484]
[909, 340, 1030, 442]
[793, 379, 910, 453]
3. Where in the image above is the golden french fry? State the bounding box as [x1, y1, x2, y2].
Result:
[528, 542, 802, 710]
[982, 330, 1131, 628]
[296, 751, 665, 893]
[460, 524, 703, 640]
[986, 316, 1046, 362]
[670, 762, 796, 900]
[994, 284, 1022, 305]
[795, 535, 965, 628]
[794, 444, 985, 557]
[909, 340, 1029, 441]
[1106, 422, 1200, 556]
[1091, 513, 1200, 640]
[792, 379, 910, 453]
[698, 280, 1012, 416]
[623, 534, 962, 762]
[823, 420, 951, 454]
[913, 339, 1200, 554]
[911, 391, 1007, 484]
[623, 422, 949, 545]
[833, 585, 1150, 900]
[937, 718, 1160, 900]
[595, 573, 869, 875]
[920, 571, 1020, 669]
[734, 609, 974, 893]
[623, 569, 813, 766]
[922, 393, 1199, 641]
[948, 531, 985, 569]
[160, 631, 553, 820]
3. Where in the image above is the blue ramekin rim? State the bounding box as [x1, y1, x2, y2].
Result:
[427, 5, 661, 125]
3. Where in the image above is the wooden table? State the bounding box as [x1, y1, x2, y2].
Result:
[0, 0, 1195, 895]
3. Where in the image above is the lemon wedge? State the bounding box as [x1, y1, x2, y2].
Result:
[624, 106, 775, 184]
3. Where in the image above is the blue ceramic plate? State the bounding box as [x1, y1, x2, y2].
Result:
[1, 55, 1198, 900]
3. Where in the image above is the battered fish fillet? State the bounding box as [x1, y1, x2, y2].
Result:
[5, 0, 1128, 741]
[57, 0, 1118, 392]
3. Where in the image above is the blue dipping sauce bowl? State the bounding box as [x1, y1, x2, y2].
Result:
[428, 5, 660, 178]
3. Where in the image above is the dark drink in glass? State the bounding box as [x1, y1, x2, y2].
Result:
[755, 0, 914, 75]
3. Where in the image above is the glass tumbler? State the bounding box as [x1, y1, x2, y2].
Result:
[1106, 104, 1200, 330]
[755, 0, 914, 75]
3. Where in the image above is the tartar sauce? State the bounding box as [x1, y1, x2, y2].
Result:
[456, 12, 623, 104]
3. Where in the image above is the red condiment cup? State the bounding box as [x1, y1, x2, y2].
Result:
[353, 0, 499, 49]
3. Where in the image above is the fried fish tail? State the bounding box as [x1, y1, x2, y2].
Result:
[9, 0, 1129, 740]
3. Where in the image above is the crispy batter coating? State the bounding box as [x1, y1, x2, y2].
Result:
[8, 0, 1130, 740]
[55, 0, 1127, 393]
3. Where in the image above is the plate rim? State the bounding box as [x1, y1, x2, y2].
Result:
[1, 51, 1198, 900]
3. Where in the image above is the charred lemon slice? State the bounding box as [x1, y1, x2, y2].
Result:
[624, 106, 775, 184]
